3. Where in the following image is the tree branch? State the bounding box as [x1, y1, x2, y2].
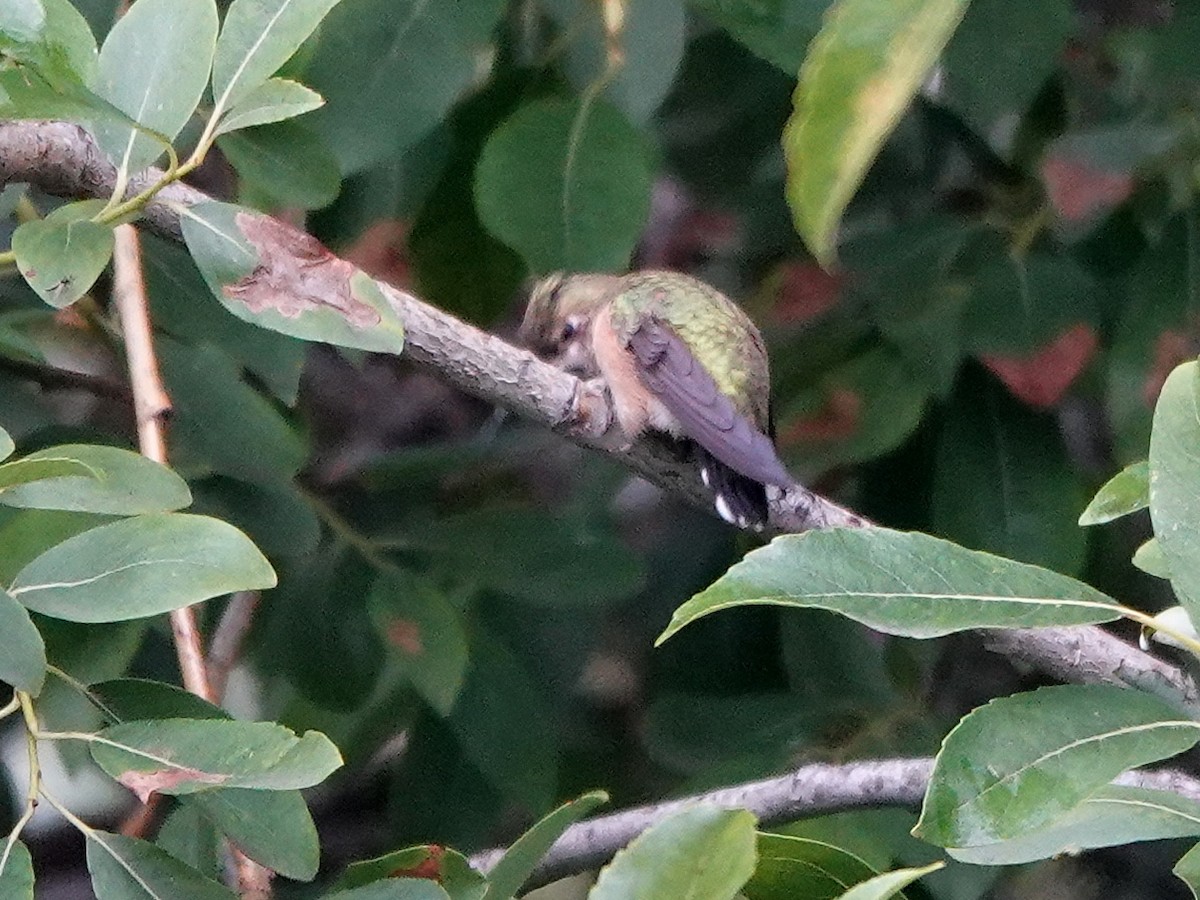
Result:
[6, 120, 1200, 890]
[0, 121, 863, 534]
[468, 758, 1200, 892]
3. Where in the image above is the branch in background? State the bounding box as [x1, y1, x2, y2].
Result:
[468, 759, 1200, 892]
[984, 625, 1200, 717]
[5, 119, 1200, 888]
[0, 355, 133, 402]
[207, 591, 261, 702]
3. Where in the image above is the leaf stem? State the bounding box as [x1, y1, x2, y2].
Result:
[0, 695, 19, 721]
[301, 486, 405, 575]
[0, 692, 43, 878]
[45, 664, 122, 723]
[37, 729, 192, 773]
[38, 788, 95, 838]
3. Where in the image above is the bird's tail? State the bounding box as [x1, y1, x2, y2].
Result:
[697, 448, 775, 531]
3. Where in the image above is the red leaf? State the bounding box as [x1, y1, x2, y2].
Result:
[1041, 156, 1133, 223]
[1144, 330, 1197, 406]
[778, 388, 862, 445]
[980, 323, 1097, 408]
[772, 262, 845, 324]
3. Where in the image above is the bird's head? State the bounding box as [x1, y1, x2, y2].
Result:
[519, 272, 619, 376]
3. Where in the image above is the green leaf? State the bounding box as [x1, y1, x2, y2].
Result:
[657, 527, 1121, 645]
[92, 0, 218, 173]
[915, 684, 1200, 848]
[91, 718, 342, 796]
[0, 840, 35, 900]
[406, 507, 644, 607]
[1176, 842, 1200, 899]
[180, 202, 407, 353]
[12, 217, 114, 308]
[743, 834, 879, 900]
[0, 586, 45, 694]
[191, 475, 320, 560]
[0, 456, 96, 492]
[688, 0, 827, 74]
[590, 806, 757, 900]
[216, 121, 341, 210]
[1080, 460, 1150, 526]
[775, 344, 930, 472]
[368, 572, 468, 717]
[0, 0, 45, 45]
[544, 0, 686, 125]
[142, 233, 306, 405]
[214, 77, 324, 136]
[783, 0, 970, 265]
[484, 790, 609, 899]
[940, 0, 1072, 138]
[837, 863, 943, 900]
[90, 678, 321, 881]
[306, 0, 505, 173]
[932, 371, 1085, 575]
[323, 881, 451, 900]
[961, 252, 1097, 354]
[1150, 361, 1200, 621]
[475, 97, 653, 274]
[191, 788, 320, 881]
[0, 444, 191, 514]
[1134, 538, 1172, 579]
[155, 804, 221, 881]
[948, 786, 1200, 865]
[157, 338, 307, 482]
[1, 0, 97, 86]
[91, 677, 229, 722]
[335, 846, 484, 897]
[0, 426, 13, 461]
[9, 513, 276, 622]
[211, 0, 342, 114]
[85, 830, 236, 900]
[448, 629, 557, 811]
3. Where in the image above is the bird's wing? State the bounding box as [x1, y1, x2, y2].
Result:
[627, 319, 793, 486]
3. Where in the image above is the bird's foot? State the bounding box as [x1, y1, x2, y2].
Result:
[572, 376, 615, 439]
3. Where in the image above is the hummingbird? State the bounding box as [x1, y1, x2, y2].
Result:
[520, 270, 794, 529]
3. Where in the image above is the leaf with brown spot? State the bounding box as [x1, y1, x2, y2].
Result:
[385, 618, 424, 656]
[180, 201, 406, 353]
[391, 845, 444, 880]
[368, 572, 467, 716]
[90, 718, 342, 794]
[334, 844, 486, 896]
[117, 766, 228, 803]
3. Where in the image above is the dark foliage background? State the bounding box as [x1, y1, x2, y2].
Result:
[4, 0, 1200, 897]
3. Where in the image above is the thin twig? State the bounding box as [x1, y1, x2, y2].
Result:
[207, 591, 261, 701]
[0, 355, 132, 401]
[111, 223, 271, 897]
[111, 225, 171, 463]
